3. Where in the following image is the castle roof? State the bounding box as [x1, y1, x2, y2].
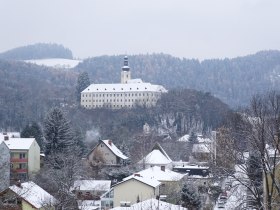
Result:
[82, 80, 167, 93]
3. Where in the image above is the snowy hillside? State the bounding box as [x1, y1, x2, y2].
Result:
[24, 58, 81, 69]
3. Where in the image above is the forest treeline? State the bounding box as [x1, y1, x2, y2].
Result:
[0, 43, 73, 60]
[75, 50, 280, 107]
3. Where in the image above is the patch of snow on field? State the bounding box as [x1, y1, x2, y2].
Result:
[24, 58, 81, 68]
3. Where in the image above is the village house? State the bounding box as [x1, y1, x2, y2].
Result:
[0, 181, 56, 210]
[138, 143, 172, 169]
[72, 179, 111, 200]
[4, 136, 40, 182]
[113, 174, 161, 208]
[124, 166, 185, 200]
[87, 140, 128, 167]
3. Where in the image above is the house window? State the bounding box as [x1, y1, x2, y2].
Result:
[20, 153, 26, 159]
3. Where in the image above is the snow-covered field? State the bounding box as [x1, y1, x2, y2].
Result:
[24, 58, 81, 68]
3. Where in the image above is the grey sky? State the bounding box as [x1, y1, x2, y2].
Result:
[0, 0, 280, 60]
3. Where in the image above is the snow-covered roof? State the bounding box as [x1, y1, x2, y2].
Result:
[72, 180, 111, 192]
[115, 175, 161, 188]
[9, 181, 56, 209]
[139, 150, 172, 165]
[192, 143, 211, 153]
[102, 140, 128, 160]
[0, 132, 21, 141]
[111, 198, 187, 210]
[82, 81, 167, 93]
[125, 166, 184, 182]
[178, 134, 212, 143]
[4, 138, 35, 150]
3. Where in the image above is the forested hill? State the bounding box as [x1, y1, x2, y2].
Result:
[75, 50, 280, 107]
[0, 59, 77, 130]
[0, 43, 73, 60]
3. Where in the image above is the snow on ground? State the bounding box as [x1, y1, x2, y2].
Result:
[24, 58, 81, 68]
[214, 165, 248, 209]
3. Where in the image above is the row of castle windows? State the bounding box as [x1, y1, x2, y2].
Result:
[83, 93, 158, 97]
[84, 104, 136, 108]
[82, 98, 155, 103]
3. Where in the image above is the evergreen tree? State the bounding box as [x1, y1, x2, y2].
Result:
[76, 72, 90, 102]
[21, 122, 45, 151]
[189, 131, 198, 143]
[72, 128, 87, 157]
[181, 184, 201, 210]
[44, 107, 74, 156]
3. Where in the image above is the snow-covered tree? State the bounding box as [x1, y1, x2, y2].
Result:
[181, 184, 201, 210]
[21, 122, 45, 151]
[76, 72, 90, 102]
[44, 107, 74, 156]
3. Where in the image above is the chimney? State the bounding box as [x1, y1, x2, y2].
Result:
[4, 136, 9, 141]
[134, 173, 141, 177]
[161, 166, 165, 172]
[108, 140, 112, 146]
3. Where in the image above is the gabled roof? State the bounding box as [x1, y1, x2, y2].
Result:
[111, 198, 187, 210]
[114, 175, 161, 189]
[72, 180, 111, 192]
[9, 181, 56, 209]
[125, 166, 184, 182]
[138, 143, 172, 165]
[89, 140, 128, 160]
[4, 138, 35, 150]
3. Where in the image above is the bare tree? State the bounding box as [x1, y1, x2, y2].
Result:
[212, 91, 280, 209]
[33, 148, 88, 210]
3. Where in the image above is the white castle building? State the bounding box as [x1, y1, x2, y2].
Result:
[81, 56, 167, 109]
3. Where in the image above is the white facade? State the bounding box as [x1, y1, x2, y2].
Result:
[0, 139, 10, 192]
[81, 56, 167, 109]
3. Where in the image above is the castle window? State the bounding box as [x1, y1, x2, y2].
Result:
[107, 94, 108, 97]
[113, 88, 115, 90]
[114, 94, 115, 97]
[121, 88, 123, 90]
[135, 93, 137, 96]
[110, 94, 112, 97]
[97, 89, 98, 90]
[121, 94, 122, 96]
[132, 94, 134, 96]
[103, 94, 105, 97]
[130, 88, 132, 90]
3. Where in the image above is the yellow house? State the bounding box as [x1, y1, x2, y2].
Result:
[4, 137, 40, 181]
[113, 175, 161, 208]
[0, 181, 56, 210]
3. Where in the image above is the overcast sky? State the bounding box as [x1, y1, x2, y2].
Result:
[0, 0, 280, 60]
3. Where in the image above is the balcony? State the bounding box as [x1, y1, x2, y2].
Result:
[12, 168, 28, 173]
[11, 158, 28, 163]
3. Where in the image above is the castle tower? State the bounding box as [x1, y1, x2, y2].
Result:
[121, 56, 131, 84]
